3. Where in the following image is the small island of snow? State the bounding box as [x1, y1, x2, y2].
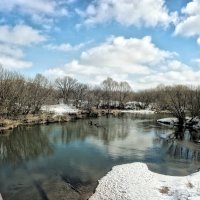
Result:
[41, 104, 79, 115]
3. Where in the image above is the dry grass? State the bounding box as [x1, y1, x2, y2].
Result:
[159, 186, 170, 194]
[186, 181, 194, 189]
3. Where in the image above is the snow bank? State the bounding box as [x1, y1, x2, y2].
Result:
[121, 110, 155, 114]
[157, 117, 200, 129]
[41, 104, 78, 115]
[90, 163, 200, 200]
[157, 118, 178, 125]
[191, 117, 200, 129]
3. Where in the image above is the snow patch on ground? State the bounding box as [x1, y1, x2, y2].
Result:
[157, 118, 178, 125]
[121, 110, 155, 114]
[193, 122, 200, 129]
[90, 162, 200, 200]
[41, 104, 79, 115]
[157, 117, 200, 130]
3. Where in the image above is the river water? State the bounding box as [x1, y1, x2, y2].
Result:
[0, 113, 200, 199]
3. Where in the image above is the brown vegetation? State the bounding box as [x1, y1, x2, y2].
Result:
[1, 66, 200, 128]
[159, 186, 170, 194]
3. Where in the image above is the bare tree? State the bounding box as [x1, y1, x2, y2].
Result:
[187, 86, 200, 119]
[55, 76, 78, 104]
[0, 67, 54, 116]
[101, 77, 119, 109]
[73, 83, 88, 108]
[118, 81, 132, 108]
[163, 85, 189, 125]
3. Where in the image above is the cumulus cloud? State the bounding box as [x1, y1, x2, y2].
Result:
[44, 36, 198, 90]
[0, 24, 45, 69]
[175, 0, 200, 44]
[77, 0, 177, 27]
[0, 24, 46, 46]
[0, 0, 73, 27]
[0, 44, 32, 69]
[0, 55, 32, 69]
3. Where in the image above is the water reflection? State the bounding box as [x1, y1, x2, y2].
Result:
[154, 127, 200, 162]
[45, 116, 129, 145]
[0, 115, 200, 167]
[0, 126, 53, 164]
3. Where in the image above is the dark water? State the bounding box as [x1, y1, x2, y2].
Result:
[0, 114, 200, 199]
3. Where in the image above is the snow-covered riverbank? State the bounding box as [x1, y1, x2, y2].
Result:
[41, 104, 79, 115]
[157, 117, 200, 130]
[90, 162, 200, 200]
[121, 109, 155, 114]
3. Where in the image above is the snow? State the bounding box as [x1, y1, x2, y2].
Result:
[157, 118, 178, 125]
[191, 117, 200, 129]
[157, 117, 200, 130]
[125, 101, 145, 110]
[41, 104, 79, 115]
[90, 162, 200, 200]
[121, 110, 155, 114]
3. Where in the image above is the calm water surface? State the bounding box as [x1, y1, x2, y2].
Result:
[0, 114, 200, 199]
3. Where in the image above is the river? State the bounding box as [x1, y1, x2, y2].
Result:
[0, 113, 200, 199]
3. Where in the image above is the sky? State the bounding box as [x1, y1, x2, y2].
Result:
[0, 0, 200, 90]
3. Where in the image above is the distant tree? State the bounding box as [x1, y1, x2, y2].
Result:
[55, 76, 78, 104]
[101, 77, 118, 109]
[29, 74, 53, 113]
[73, 83, 88, 108]
[187, 86, 200, 119]
[118, 81, 132, 108]
[163, 85, 189, 125]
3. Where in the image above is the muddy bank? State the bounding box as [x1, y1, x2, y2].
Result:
[0, 109, 122, 133]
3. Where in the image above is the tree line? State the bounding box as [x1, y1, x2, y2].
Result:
[1, 67, 200, 125]
[134, 85, 200, 125]
[0, 67, 133, 117]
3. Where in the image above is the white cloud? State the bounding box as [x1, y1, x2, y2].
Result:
[0, 44, 24, 59]
[0, 43, 32, 69]
[0, 44, 32, 69]
[78, 0, 177, 27]
[0, 0, 68, 17]
[0, 24, 46, 46]
[44, 36, 199, 90]
[80, 36, 171, 68]
[0, 24, 45, 69]
[0, 55, 32, 69]
[175, 0, 200, 44]
[45, 41, 91, 52]
[0, 0, 70, 27]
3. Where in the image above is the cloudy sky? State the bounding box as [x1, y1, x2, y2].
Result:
[1, 0, 200, 90]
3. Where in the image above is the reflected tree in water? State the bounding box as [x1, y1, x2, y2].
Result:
[174, 126, 185, 140]
[45, 116, 129, 145]
[154, 128, 200, 162]
[0, 126, 54, 164]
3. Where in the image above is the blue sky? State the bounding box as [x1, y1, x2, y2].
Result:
[0, 0, 200, 90]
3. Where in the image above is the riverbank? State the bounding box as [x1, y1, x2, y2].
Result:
[0, 107, 122, 133]
[90, 162, 200, 200]
[157, 117, 200, 130]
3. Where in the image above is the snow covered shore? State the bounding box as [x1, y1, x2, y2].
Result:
[41, 104, 79, 115]
[157, 117, 200, 129]
[157, 117, 178, 125]
[121, 109, 155, 114]
[90, 163, 200, 200]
